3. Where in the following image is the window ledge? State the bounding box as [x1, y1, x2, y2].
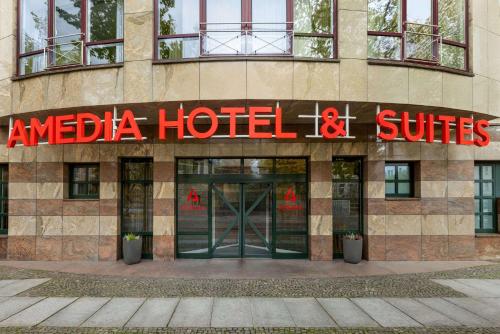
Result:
[63, 199, 100, 202]
[368, 59, 474, 77]
[12, 63, 124, 81]
[153, 56, 340, 65]
[476, 233, 500, 238]
[385, 197, 420, 201]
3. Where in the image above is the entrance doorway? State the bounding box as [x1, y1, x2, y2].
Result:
[176, 158, 308, 259]
[121, 158, 153, 259]
[332, 158, 363, 258]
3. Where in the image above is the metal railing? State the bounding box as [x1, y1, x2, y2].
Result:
[44, 33, 85, 69]
[200, 22, 293, 56]
[404, 22, 442, 64]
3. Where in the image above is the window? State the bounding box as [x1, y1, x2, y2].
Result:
[69, 164, 100, 199]
[18, 0, 124, 75]
[475, 164, 497, 233]
[385, 162, 413, 197]
[156, 0, 336, 59]
[368, 0, 468, 70]
[0, 166, 8, 235]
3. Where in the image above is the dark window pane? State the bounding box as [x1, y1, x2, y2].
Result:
[178, 159, 209, 175]
[72, 167, 87, 182]
[177, 183, 209, 234]
[211, 159, 241, 174]
[87, 0, 123, 42]
[385, 182, 396, 194]
[275, 234, 307, 254]
[332, 160, 360, 180]
[276, 183, 307, 232]
[244, 159, 274, 175]
[276, 159, 307, 174]
[397, 182, 411, 195]
[178, 235, 208, 255]
[368, 0, 401, 32]
[123, 161, 153, 181]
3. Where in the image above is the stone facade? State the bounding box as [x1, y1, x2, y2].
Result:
[0, 0, 499, 261]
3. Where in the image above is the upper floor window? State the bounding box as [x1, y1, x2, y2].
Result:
[368, 0, 468, 70]
[18, 0, 124, 76]
[156, 0, 336, 60]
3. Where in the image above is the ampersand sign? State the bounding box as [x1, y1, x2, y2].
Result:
[320, 107, 347, 139]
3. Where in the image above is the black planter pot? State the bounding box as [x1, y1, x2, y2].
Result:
[123, 237, 142, 265]
[343, 238, 363, 264]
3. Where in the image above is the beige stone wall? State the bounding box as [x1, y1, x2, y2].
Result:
[0, 0, 497, 118]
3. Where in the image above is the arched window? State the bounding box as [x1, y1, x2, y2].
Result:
[18, 0, 124, 76]
[155, 0, 337, 60]
[368, 0, 468, 70]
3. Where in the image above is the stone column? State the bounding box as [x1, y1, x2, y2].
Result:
[309, 143, 333, 260]
[152, 144, 175, 261]
[7, 147, 37, 260]
[123, 0, 154, 105]
[99, 144, 120, 261]
[364, 143, 387, 260]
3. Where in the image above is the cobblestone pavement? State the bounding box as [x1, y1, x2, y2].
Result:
[0, 264, 498, 298]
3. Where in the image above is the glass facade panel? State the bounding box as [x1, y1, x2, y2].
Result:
[276, 183, 308, 232]
[251, 0, 288, 55]
[441, 44, 466, 70]
[212, 159, 241, 174]
[276, 159, 307, 174]
[294, 36, 333, 58]
[275, 234, 307, 254]
[178, 235, 209, 255]
[88, 0, 123, 41]
[159, 37, 199, 59]
[475, 164, 497, 233]
[368, 0, 400, 32]
[178, 159, 209, 175]
[368, 35, 401, 60]
[385, 163, 413, 197]
[69, 164, 100, 199]
[87, 43, 123, 65]
[244, 159, 274, 175]
[159, 0, 199, 35]
[204, 0, 242, 55]
[20, 0, 48, 53]
[439, 0, 466, 43]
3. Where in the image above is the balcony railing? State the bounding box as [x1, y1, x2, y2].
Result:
[44, 33, 85, 69]
[200, 22, 293, 56]
[404, 22, 442, 64]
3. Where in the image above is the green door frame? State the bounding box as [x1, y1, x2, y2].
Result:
[176, 158, 308, 259]
[475, 163, 499, 233]
[332, 157, 364, 259]
[120, 158, 154, 259]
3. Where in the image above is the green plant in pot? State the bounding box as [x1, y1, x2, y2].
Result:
[343, 232, 363, 264]
[123, 233, 142, 265]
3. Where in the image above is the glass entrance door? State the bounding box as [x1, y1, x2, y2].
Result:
[212, 183, 272, 258]
[177, 158, 308, 259]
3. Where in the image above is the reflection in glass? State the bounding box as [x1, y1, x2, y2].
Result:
[368, 0, 400, 32]
[385, 166, 396, 180]
[294, 36, 333, 58]
[482, 166, 493, 180]
[53, 0, 82, 66]
[244, 159, 274, 175]
[159, 37, 199, 59]
[441, 44, 465, 70]
[439, 0, 465, 43]
[204, 0, 242, 55]
[332, 159, 362, 233]
[159, 0, 199, 35]
[251, 0, 288, 55]
[20, 0, 48, 53]
[178, 159, 209, 175]
[368, 36, 401, 60]
[276, 235, 307, 254]
[87, 43, 123, 65]
[212, 159, 241, 174]
[177, 183, 209, 234]
[276, 183, 307, 232]
[276, 159, 307, 174]
[294, 0, 333, 33]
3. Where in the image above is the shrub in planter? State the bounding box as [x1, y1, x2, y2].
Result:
[123, 233, 142, 265]
[343, 233, 363, 264]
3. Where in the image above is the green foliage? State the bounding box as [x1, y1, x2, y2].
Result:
[344, 232, 362, 241]
[124, 233, 140, 241]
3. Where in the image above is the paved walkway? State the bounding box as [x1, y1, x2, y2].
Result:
[0, 295, 498, 328]
[1, 260, 492, 279]
[0, 279, 499, 328]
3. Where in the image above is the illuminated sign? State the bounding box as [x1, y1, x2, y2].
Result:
[6, 104, 490, 148]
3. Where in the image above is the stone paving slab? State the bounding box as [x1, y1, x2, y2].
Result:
[0, 297, 76, 327]
[0, 297, 43, 322]
[41, 297, 110, 327]
[284, 298, 336, 328]
[0, 279, 50, 297]
[126, 298, 179, 328]
[417, 298, 492, 327]
[352, 298, 422, 328]
[211, 298, 252, 328]
[250, 298, 295, 327]
[445, 298, 500, 326]
[0, 297, 8, 305]
[385, 298, 460, 327]
[169, 297, 213, 328]
[317, 298, 379, 328]
[81, 298, 145, 328]
[0, 281, 17, 289]
[454, 279, 500, 297]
